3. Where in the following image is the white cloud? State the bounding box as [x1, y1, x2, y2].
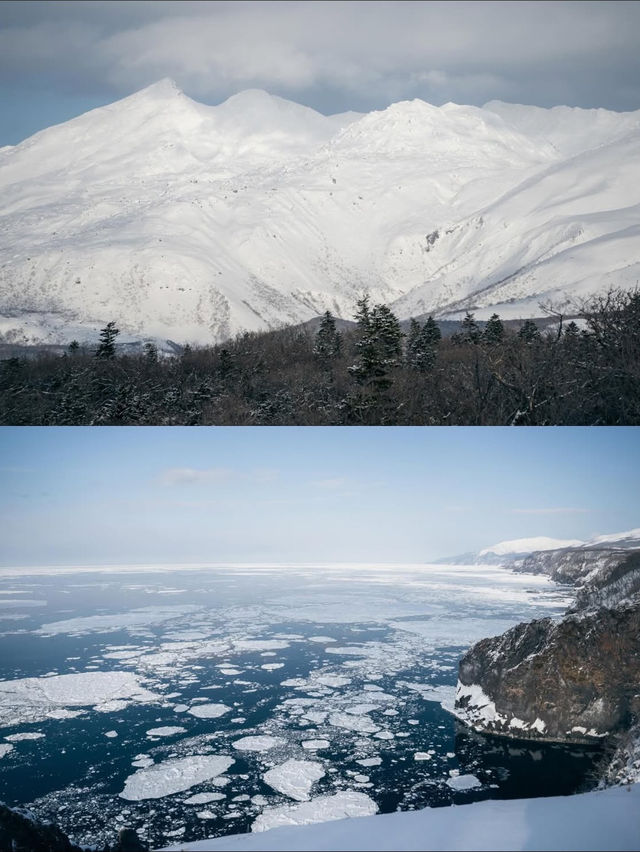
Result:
[157, 466, 280, 487]
[2, 1, 639, 112]
[511, 507, 589, 515]
[158, 467, 234, 486]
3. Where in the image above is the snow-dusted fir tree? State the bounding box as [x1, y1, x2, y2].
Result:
[518, 319, 540, 343]
[349, 297, 403, 390]
[563, 321, 580, 340]
[144, 341, 158, 362]
[406, 318, 423, 368]
[313, 311, 342, 364]
[423, 315, 442, 348]
[95, 321, 120, 359]
[460, 311, 481, 344]
[483, 313, 504, 346]
[370, 304, 403, 363]
[406, 316, 440, 372]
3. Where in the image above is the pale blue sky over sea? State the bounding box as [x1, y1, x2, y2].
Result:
[1, 427, 638, 566]
[1, 1, 639, 144]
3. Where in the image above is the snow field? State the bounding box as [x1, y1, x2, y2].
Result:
[162, 784, 640, 851]
[2, 82, 639, 346]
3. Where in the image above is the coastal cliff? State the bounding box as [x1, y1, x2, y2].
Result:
[456, 602, 640, 743]
[454, 539, 640, 778]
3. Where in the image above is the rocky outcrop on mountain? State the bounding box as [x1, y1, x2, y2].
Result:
[516, 546, 640, 610]
[455, 601, 640, 744]
[573, 551, 640, 611]
[520, 545, 633, 583]
[454, 535, 640, 759]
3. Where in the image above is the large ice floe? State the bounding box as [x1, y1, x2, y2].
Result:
[263, 759, 325, 801]
[37, 605, 200, 635]
[146, 727, 186, 738]
[232, 736, 285, 752]
[187, 704, 232, 719]
[0, 671, 158, 726]
[120, 755, 235, 800]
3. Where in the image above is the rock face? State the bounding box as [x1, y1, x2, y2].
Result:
[0, 803, 87, 852]
[0, 803, 148, 852]
[456, 602, 640, 743]
[454, 540, 640, 749]
[519, 545, 639, 587]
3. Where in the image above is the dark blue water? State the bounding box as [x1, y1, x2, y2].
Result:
[0, 565, 601, 849]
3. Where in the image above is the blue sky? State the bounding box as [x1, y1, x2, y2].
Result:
[1, 427, 638, 566]
[1, 1, 639, 145]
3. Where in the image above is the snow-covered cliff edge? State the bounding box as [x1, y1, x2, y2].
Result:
[454, 532, 640, 782]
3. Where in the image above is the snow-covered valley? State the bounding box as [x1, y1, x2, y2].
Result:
[1, 80, 639, 347]
[0, 560, 593, 850]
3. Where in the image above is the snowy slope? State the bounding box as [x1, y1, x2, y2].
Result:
[475, 528, 640, 564]
[582, 528, 640, 549]
[161, 783, 640, 851]
[478, 536, 584, 558]
[1, 81, 639, 346]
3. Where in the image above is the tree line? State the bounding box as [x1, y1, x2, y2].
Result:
[1, 288, 638, 425]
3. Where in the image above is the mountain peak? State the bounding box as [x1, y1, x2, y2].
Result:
[215, 88, 325, 120]
[130, 78, 184, 99]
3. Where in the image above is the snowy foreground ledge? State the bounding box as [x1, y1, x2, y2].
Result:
[161, 784, 640, 852]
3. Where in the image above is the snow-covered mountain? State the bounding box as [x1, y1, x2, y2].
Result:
[582, 527, 640, 550]
[1, 79, 639, 346]
[477, 536, 584, 559]
[440, 528, 640, 566]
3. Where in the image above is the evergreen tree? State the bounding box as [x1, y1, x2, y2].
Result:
[406, 316, 440, 372]
[423, 315, 442, 348]
[349, 297, 400, 390]
[563, 321, 580, 340]
[95, 321, 119, 359]
[561, 320, 582, 358]
[353, 295, 372, 335]
[313, 311, 342, 364]
[349, 295, 378, 384]
[406, 318, 423, 368]
[453, 311, 481, 345]
[143, 341, 158, 362]
[370, 303, 403, 363]
[68, 340, 80, 354]
[518, 319, 540, 343]
[462, 311, 481, 344]
[482, 313, 504, 346]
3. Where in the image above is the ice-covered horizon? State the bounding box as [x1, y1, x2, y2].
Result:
[1, 524, 637, 575]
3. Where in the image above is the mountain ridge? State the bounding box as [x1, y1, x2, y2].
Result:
[1, 82, 638, 346]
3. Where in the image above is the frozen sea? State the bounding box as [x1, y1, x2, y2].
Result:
[0, 563, 603, 849]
